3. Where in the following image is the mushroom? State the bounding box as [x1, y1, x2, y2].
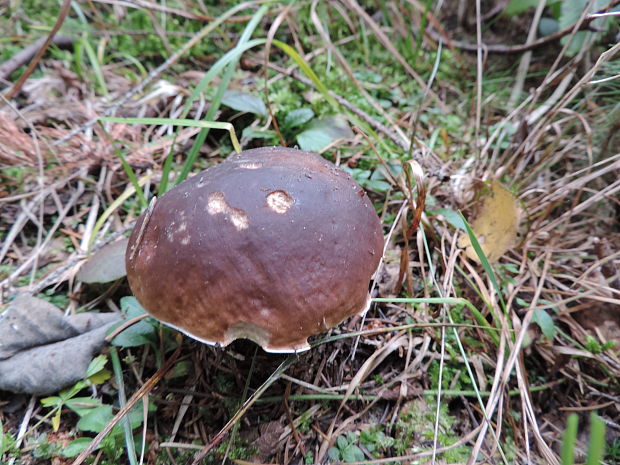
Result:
[125, 146, 384, 353]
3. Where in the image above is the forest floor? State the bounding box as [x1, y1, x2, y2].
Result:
[1, 1, 619, 464]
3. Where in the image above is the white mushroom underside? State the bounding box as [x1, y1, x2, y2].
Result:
[151, 293, 373, 353]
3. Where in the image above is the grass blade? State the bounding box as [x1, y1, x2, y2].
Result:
[460, 211, 507, 313]
[585, 413, 606, 465]
[271, 39, 340, 111]
[175, 6, 269, 187]
[560, 413, 578, 465]
[81, 35, 108, 97]
[100, 117, 241, 154]
[109, 346, 138, 465]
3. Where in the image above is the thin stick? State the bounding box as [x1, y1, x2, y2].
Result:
[424, 0, 620, 54]
[4, 0, 72, 99]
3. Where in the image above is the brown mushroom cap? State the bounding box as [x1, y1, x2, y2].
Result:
[125, 146, 384, 352]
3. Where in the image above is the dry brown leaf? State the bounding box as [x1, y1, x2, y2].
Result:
[458, 179, 523, 263]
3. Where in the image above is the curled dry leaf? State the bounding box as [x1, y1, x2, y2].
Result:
[458, 179, 524, 263]
[0, 294, 121, 394]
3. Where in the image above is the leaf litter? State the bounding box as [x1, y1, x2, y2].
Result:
[1, 2, 620, 464]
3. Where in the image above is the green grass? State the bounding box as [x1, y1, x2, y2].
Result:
[2, 1, 618, 464]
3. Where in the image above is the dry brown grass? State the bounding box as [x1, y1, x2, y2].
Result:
[1, 1, 619, 464]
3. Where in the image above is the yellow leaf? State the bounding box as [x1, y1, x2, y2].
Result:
[87, 368, 112, 385]
[52, 408, 61, 432]
[458, 179, 523, 262]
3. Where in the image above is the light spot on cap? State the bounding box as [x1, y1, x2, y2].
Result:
[266, 190, 293, 214]
[239, 161, 262, 170]
[207, 192, 227, 215]
[180, 236, 191, 245]
[207, 191, 249, 231]
[230, 209, 249, 231]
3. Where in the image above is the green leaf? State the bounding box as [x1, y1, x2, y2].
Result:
[120, 296, 148, 318]
[337, 435, 349, 449]
[109, 297, 156, 348]
[40, 396, 62, 408]
[559, 0, 606, 56]
[62, 438, 95, 457]
[539, 17, 559, 36]
[431, 208, 467, 230]
[296, 115, 353, 152]
[327, 447, 341, 461]
[342, 444, 365, 462]
[88, 369, 112, 385]
[221, 90, 267, 116]
[365, 179, 391, 193]
[76, 405, 114, 433]
[504, 0, 544, 16]
[284, 108, 314, 128]
[532, 309, 556, 340]
[52, 409, 61, 432]
[110, 320, 154, 347]
[241, 126, 277, 140]
[85, 354, 108, 378]
[65, 397, 103, 416]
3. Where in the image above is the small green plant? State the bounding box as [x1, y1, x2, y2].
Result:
[214, 438, 257, 463]
[583, 335, 616, 354]
[28, 433, 63, 460]
[40, 355, 112, 432]
[606, 438, 620, 463]
[61, 400, 153, 460]
[328, 432, 365, 463]
[561, 412, 606, 465]
[360, 426, 394, 457]
[36, 354, 157, 462]
[0, 418, 18, 462]
[394, 398, 470, 463]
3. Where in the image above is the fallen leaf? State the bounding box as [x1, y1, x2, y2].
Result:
[296, 115, 354, 152]
[77, 238, 129, 283]
[221, 89, 267, 116]
[0, 294, 121, 394]
[458, 179, 523, 262]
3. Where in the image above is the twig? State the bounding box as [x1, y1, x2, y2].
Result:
[425, 0, 620, 54]
[3, 0, 72, 99]
[0, 35, 74, 81]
